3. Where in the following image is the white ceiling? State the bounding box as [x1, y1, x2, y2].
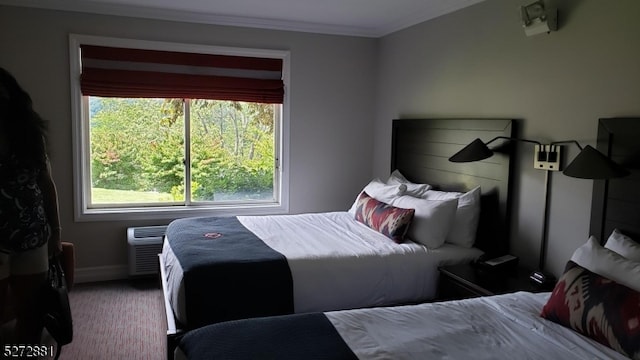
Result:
[0, 0, 486, 37]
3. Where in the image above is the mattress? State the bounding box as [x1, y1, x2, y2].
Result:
[161, 211, 483, 326]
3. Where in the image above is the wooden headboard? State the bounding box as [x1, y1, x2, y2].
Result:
[391, 119, 515, 256]
[590, 118, 640, 244]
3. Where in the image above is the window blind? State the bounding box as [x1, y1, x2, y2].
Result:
[80, 45, 284, 104]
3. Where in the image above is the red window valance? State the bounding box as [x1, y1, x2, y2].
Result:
[80, 45, 284, 104]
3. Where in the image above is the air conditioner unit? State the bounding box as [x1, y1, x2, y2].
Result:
[127, 225, 167, 276]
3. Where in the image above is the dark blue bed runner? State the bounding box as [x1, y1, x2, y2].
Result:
[167, 216, 294, 329]
[178, 312, 358, 360]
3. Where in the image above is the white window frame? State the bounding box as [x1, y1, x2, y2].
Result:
[69, 34, 290, 221]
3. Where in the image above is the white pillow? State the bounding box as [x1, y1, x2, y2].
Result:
[390, 196, 458, 249]
[605, 229, 640, 262]
[570, 236, 640, 292]
[348, 179, 405, 215]
[386, 170, 431, 198]
[423, 186, 481, 248]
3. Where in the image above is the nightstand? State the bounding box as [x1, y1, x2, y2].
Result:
[437, 263, 554, 301]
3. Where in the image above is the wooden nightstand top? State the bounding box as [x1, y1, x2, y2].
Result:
[439, 263, 554, 297]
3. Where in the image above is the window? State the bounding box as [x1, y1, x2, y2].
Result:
[69, 35, 290, 221]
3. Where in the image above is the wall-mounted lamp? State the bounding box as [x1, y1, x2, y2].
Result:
[559, 141, 630, 179]
[450, 136, 629, 178]
[520, 0, 558, 37]
[450, 136, 629, 285]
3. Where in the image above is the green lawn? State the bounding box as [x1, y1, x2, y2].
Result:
[92, 188, 175, 203]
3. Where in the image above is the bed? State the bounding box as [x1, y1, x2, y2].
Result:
[175, 291, 630, 360]
[172, 117, 640, 360]
[159, 118, 516, 354]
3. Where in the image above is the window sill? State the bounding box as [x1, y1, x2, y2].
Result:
[74, 202, 289, 222]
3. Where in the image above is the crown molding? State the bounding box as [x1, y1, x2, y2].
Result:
[0, 0, 380, 37]
[0, 0, 485, 38]
[377, 0, 485, 36]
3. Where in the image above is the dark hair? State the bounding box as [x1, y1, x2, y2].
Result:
[0, 67, 48, 167]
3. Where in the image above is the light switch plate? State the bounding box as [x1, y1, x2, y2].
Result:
[534, 144, 562, 171]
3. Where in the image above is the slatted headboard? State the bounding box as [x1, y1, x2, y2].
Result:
[590, 118, 640, 244]
[391, 119, 515, 257]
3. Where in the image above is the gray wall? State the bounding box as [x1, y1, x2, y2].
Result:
[374, 0, 640, 276]
[0, 6, 377, 280]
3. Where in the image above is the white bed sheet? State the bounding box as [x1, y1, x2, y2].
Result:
[326, 292, 627, 360]
[161, 211, 482, 325]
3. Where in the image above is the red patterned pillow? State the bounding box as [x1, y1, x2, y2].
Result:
[354, 191, 415, 243]
[541, 261, 640, 359]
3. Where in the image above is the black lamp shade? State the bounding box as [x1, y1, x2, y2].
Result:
[449, 138, 494, 163]
[563, 145, 630, 179]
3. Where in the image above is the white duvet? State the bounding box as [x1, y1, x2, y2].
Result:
[161, 211, 482, 325]
[326, 292, 627, 360]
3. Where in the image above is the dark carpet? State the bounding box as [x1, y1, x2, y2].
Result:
[59, 279, 166, 360]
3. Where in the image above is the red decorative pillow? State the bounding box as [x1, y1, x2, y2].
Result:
[540, 261, 640, 359]
[354, 191, 414, 243]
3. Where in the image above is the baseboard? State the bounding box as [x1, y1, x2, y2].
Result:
[75, 264, 129, 284]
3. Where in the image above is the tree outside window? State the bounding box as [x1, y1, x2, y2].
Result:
[89, 97, 278, 206]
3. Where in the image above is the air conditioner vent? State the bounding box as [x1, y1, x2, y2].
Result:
[133, 226, 167, 239]
[127, 225, 167, 276]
